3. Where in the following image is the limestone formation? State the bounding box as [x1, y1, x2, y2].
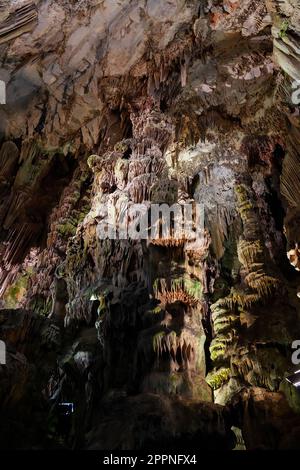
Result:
[0, 0, 300, 451]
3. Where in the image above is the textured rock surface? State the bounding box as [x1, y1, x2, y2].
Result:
[0, 0, 300, 450]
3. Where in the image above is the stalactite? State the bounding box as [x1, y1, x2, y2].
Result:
[206, 367, 231, 390]
[281, 147, 300, 208]
[245, 271, 280, 298]
[237, 240, 263, 270]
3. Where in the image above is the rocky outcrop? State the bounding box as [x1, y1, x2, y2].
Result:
[0, 2, 37, 46]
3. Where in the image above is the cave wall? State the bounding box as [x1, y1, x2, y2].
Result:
[0, 0, 300, 450]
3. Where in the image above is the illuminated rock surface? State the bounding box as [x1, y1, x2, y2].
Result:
[1, 0, 300, 450]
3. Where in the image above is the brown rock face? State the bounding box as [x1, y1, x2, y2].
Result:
[0, 0, 300, 450]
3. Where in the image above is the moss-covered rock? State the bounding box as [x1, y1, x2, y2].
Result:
[206, 367, 231, 390]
